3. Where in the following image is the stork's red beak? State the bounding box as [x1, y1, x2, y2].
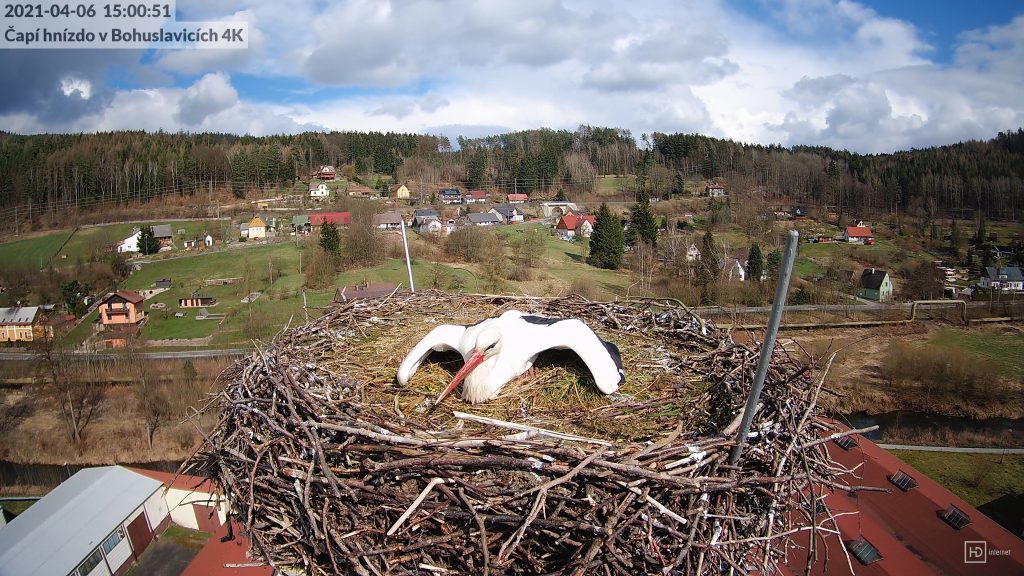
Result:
[435, 350, 486, 404]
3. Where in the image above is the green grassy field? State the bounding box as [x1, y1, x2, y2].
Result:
[497, 224, 630, 294]
[929, 327, 1024, 378]
[889, 449, 1024, 508]
[0, 230, 73, 270]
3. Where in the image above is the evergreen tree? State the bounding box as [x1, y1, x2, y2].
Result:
[626, 192, 658, 247]
[587, 203, 624, 269]
[138, 225, 161, 255]
[319, 222, 340, 253]
[765, 249, 783, 280]
[554, 189, 568, 201]
[975, 214, 987, 246]
[747, 242, 764, 283]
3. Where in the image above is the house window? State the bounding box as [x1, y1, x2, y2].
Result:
[76, 548, 103, 575]
[834, 436, 858, 450]
[846, 536, 882, 565]
[941, 505, 971, 530]
[888, 470, 918, 491]
[101, 526, 125, 554]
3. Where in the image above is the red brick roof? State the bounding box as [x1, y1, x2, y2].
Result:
[310, 212, 351, 226]
[781, 422, 1024, 575]
[846, 226, 873, 237]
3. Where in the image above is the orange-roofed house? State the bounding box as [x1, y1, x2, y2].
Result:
[844, 226, 874, 245]
[507, 193, 529, 204]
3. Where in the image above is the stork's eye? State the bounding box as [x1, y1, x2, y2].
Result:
[485, 342, 497, 350]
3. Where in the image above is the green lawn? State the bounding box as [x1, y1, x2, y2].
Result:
[496, 224, 630, 294]
[0, 498, 38, 516]
[929, 328, 1024, 378]
[0, 230, 73, 270]
[889, 449, 1024, 508]
[595, 175, 635, 196]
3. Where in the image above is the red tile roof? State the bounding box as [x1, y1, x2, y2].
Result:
[127, 468, 218, 495]
[310, 212, 351, 226]
[466, 190, 488, 199]
[507, 193, 529, 201]
[556, 213, 580, 230]
[846, 226, 873, 237]
[781, 422, 1024, 575]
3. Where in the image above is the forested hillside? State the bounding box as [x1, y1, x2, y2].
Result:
[1, 126, 1022, 220]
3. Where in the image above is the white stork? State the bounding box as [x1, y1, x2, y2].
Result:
[397, 310, 625, 404]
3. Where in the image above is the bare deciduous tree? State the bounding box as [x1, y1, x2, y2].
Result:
[40, 337, 104, 445]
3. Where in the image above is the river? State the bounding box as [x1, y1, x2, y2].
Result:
[840, 411, 1023, 442]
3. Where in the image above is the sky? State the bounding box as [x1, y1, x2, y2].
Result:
[0, 0, 1022, 153]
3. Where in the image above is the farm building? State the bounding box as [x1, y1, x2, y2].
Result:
[179, 295, 217, 308]
[844, 226, 875, 244]
[0, 466, 169, 576]
[151, 224, 174, 247]
[506, 193, 528, 204]
[858, 269, 893, 301]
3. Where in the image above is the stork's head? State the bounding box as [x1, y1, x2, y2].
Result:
[434, 328, 502, 404]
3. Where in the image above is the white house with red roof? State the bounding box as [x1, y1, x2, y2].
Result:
[844, 226, 875, 244]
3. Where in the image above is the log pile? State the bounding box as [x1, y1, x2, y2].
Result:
[187, 290, 864, 575]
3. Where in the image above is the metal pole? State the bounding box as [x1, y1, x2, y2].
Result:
[729, 229, 799, 465]
[400, 217, 415, 293]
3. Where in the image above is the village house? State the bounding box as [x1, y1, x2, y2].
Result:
[0, 466, 171, 576]
[346, 182, 375, 198]
[310, 212, 351, 230]
[247, 216, 268, 240]
[705, 183, 726, 198]
[467, 212, 502, 226]
[724, 259, 746, 282]
[490, 204, 524, 224]
[439, 188, 463, 204]
[116, 228, 141, 253]
[554, 212, 596, 239]
[98, 290, 146, 328]
[844, 225, 875, 244]
[417, 216, 443, 236]
[0, 306, 50, 343]
[292, 215, 311, 234]
[980, 266, 1024, 291]
[507, 193, 528, 204]
[151, 224, 174, 248]
[308, 181, 330, 201]
[412, 208, 440, 228]
[313, 165, 336, 180]
[388, 182, 411, 199]
[465, 190, 488, 203]
[686, 243, 701, 262]
[858, 269, 893, 301]
[373, 212, 404, 230]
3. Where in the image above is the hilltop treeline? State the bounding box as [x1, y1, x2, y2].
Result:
[1, 126, 1022, 219]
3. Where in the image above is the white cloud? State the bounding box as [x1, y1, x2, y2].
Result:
[0, 1, 1022, 154]
[175, 73, 239, 125]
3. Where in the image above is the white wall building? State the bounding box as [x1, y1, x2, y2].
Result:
[0, 466, 169, 576]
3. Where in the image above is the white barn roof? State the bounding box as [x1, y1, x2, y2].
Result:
[0, 466, 162, 576]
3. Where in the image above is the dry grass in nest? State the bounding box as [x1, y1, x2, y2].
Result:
[188, 290, 865, 576]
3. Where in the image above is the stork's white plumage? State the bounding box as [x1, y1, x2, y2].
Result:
[397, 310, 625, 404]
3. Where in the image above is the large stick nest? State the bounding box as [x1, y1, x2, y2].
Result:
[188, 290, 852, 575]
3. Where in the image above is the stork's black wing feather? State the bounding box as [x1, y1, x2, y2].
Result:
[522, 315, 561, 326]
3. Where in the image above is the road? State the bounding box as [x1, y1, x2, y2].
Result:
[692, 300, 989, 316]
[0, 348, 251, 361]
[879, 444, 1024, 455]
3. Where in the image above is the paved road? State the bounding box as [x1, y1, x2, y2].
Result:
[879, 444, 1024, 455]
[0, 348, 251, 361]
